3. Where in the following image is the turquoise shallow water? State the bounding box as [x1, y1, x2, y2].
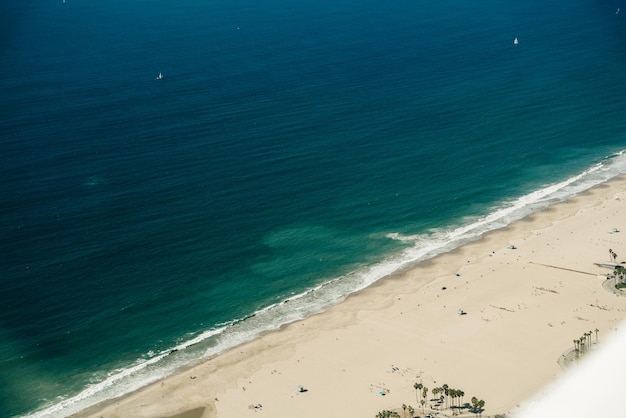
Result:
[2, 0, 626, 416]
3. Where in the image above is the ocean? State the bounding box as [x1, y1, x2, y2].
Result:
[1, 0, 626, 416]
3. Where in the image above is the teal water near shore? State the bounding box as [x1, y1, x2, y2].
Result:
[2, 0, 626, 416]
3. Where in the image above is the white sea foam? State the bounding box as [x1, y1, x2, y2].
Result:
[23, 328, 227, 418]
[25, 151, 626, 418]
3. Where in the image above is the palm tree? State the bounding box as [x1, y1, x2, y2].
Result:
[414, 382, 423, 405]
[408, 405, 414, 418]
[614, 265, 625, 285]
[471, 397, 479, 417]
[478, 399, 485, 417]
[442, 384, 449, 409]
[458, 390, 465, 409]
[449, 389, 457, 411]
[471, 397, 485, 417]
[422, 387, 428, 413]
[402, 404, 407, 417]
[595, 328, 599, 343]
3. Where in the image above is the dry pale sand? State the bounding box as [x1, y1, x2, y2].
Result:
[78, 176, 626, 418]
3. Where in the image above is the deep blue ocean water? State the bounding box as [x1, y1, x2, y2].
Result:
[2, 0, 626, 416]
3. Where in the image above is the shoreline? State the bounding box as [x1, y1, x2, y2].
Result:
[75, 175, 626, 418]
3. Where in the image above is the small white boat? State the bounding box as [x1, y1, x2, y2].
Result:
[513, 37, 519, 45]
[156, 72, 164, 80]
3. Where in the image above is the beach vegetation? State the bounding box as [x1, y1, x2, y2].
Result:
[403, 381, 478, 416]
[450, 389, 456, 407]
[431, 387, 439, 405]
[376, 410, 400, 418]
[413, 382, 423, 405]
[450, 388, 464, 410]
[614, 265, 626, 287]
[470, 397, 485, 417]
[570, 330, 598, 363]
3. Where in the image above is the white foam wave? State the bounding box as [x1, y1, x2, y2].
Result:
[388, 154, 624, 252]
[23, 327, 227, 418]
[25, 151, 626, 418]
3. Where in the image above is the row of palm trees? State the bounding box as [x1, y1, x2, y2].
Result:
[413, 382, 467, 412]
[412, 382, 484, 416]
[607, 248, 626, 288]
[573, 329, 599, 358]
[376, 381, 487, 417]
[412, 382, 428, 412]
[375, 411, 400, 418]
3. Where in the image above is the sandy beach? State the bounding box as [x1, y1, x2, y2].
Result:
[77, 176, 626, 418]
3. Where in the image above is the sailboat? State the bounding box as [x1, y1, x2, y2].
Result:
[156, 72, 164, 80]
[513, 37, 519, 45]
